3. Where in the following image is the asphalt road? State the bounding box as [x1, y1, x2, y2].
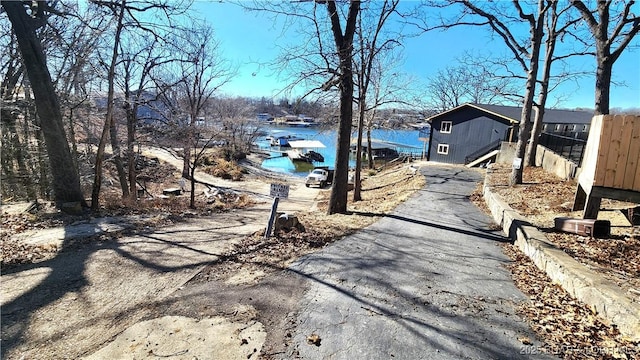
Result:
[287, 165, 555, 359]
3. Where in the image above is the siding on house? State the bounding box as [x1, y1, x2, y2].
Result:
[427, 103, 593, 165]
[429, 108, 513, 164]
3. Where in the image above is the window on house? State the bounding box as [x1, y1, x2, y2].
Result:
[441, 121, 452, 134]
[542, 124, 548, 131]
[582, 125, 588, 132]
[571, 124, 577, 131]
[554, 124, 561, 131]
[437, 144, 449, 155]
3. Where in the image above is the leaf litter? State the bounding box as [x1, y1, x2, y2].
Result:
[472, 164, 639, 359]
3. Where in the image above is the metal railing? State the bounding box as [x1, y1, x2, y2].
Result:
[464, 139, 503, 164]
[538, 132, 587, 167]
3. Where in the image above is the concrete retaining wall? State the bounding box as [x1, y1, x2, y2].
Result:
[534, 145, 580, 180]
[483, 169, 640, 342]
[496, 143, 582, 180]
[496, 142, 516, 164]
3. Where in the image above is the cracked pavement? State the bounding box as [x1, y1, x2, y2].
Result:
[286, 166, 556, 359]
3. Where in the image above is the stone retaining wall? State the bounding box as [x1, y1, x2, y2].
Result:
[483, 168, 640, 342]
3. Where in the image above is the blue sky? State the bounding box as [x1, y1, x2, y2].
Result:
[197, 1, 640, 110]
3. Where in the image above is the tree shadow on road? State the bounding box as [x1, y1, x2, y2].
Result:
[349, 211, 512, 244]
[284, 244, 540, 360]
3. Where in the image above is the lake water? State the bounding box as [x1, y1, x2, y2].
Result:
[256, 125, 428, 176]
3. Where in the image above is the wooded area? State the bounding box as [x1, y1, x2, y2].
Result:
[1, 0, 639, 214]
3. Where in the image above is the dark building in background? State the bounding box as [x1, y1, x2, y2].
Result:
[427, 103, 593, 165]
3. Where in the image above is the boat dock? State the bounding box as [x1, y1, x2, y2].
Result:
[351, 138, 424, 158]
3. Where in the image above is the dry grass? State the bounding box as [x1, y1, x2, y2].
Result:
[202, 159, 246, 181]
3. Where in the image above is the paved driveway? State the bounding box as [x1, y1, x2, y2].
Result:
[287, 165, 554, 359]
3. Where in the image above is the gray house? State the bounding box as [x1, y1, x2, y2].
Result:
[427, 103, 593, 165]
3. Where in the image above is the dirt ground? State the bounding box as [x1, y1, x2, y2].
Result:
[2, 155, 639, 359]
[0, 151, 426, 360]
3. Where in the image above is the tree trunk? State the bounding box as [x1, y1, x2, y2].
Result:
[367, 127, 374, 169]
[353, 100, 365, 201]
[594, 58, 612, 115]
[509, 0, 545, 186]
[190, 150, 196, 209]
[327, 0, 360, 215]
[525, 14, 557, 167]
[329, 60, 355, 214]
[571, 0, 640, 115]
[526, 104, 545, 168]
[182, 140, 193, 178]
[2, 110, 37, 200]
[91, 0, 126, 210]
[67, 106, 80, 174]
[593, 1, 611, 116]
[3, 1, 86, 209]
[109, 116, 129, 197]
[126, 104, 138, 201]
[33, 113, 51, 200]
[182, 111, 198, 179]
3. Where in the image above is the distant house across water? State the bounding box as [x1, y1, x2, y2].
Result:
[273, 114, 318, 127]
[257, 113, 274, 122]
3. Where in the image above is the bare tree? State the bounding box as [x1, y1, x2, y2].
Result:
[425, 52, 525, 112]
[0, 20, 38, 201]
[244, 0, 359, 214]
[209, 97, 260, 157]
[569, 0, 639, 218]
[359, 46, 421, 169]
[150, 23, 234, 206]
[90, 0, 128, 210]
[417, 0, 549, 185]
[425, 62, 519, 112]
[186, 133, 220, 209]
[353, 0, 401, 201]
[426, 66, 470, 112]
[464, 0, 548, 185]
[169, 24, 234, 180]
[90, 0, 186, 210]
[0, 22, 23, 102]
[119, 37, 172, 201]
[571, 0, 640, 115]
[3, 1, 87, 211]
[322, 1, 361, 214]
[39, 2, 108, 199]
[525, 2, 585, 166]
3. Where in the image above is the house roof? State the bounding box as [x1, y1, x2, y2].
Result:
[427, 103, 594, 125]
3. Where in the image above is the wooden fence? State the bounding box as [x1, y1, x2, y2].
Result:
[575, 114, 640, 218]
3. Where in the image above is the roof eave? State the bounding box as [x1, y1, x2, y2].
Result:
[426, 103, 519, 124]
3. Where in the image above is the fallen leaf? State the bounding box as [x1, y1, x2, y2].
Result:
[518, 336, 533, 345]
[306, 333, 321, 346]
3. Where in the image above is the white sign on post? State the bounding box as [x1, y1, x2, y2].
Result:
[512, 157, 522, 170]
[266, 183, 289, 239]
[270, 183, 289, 199]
